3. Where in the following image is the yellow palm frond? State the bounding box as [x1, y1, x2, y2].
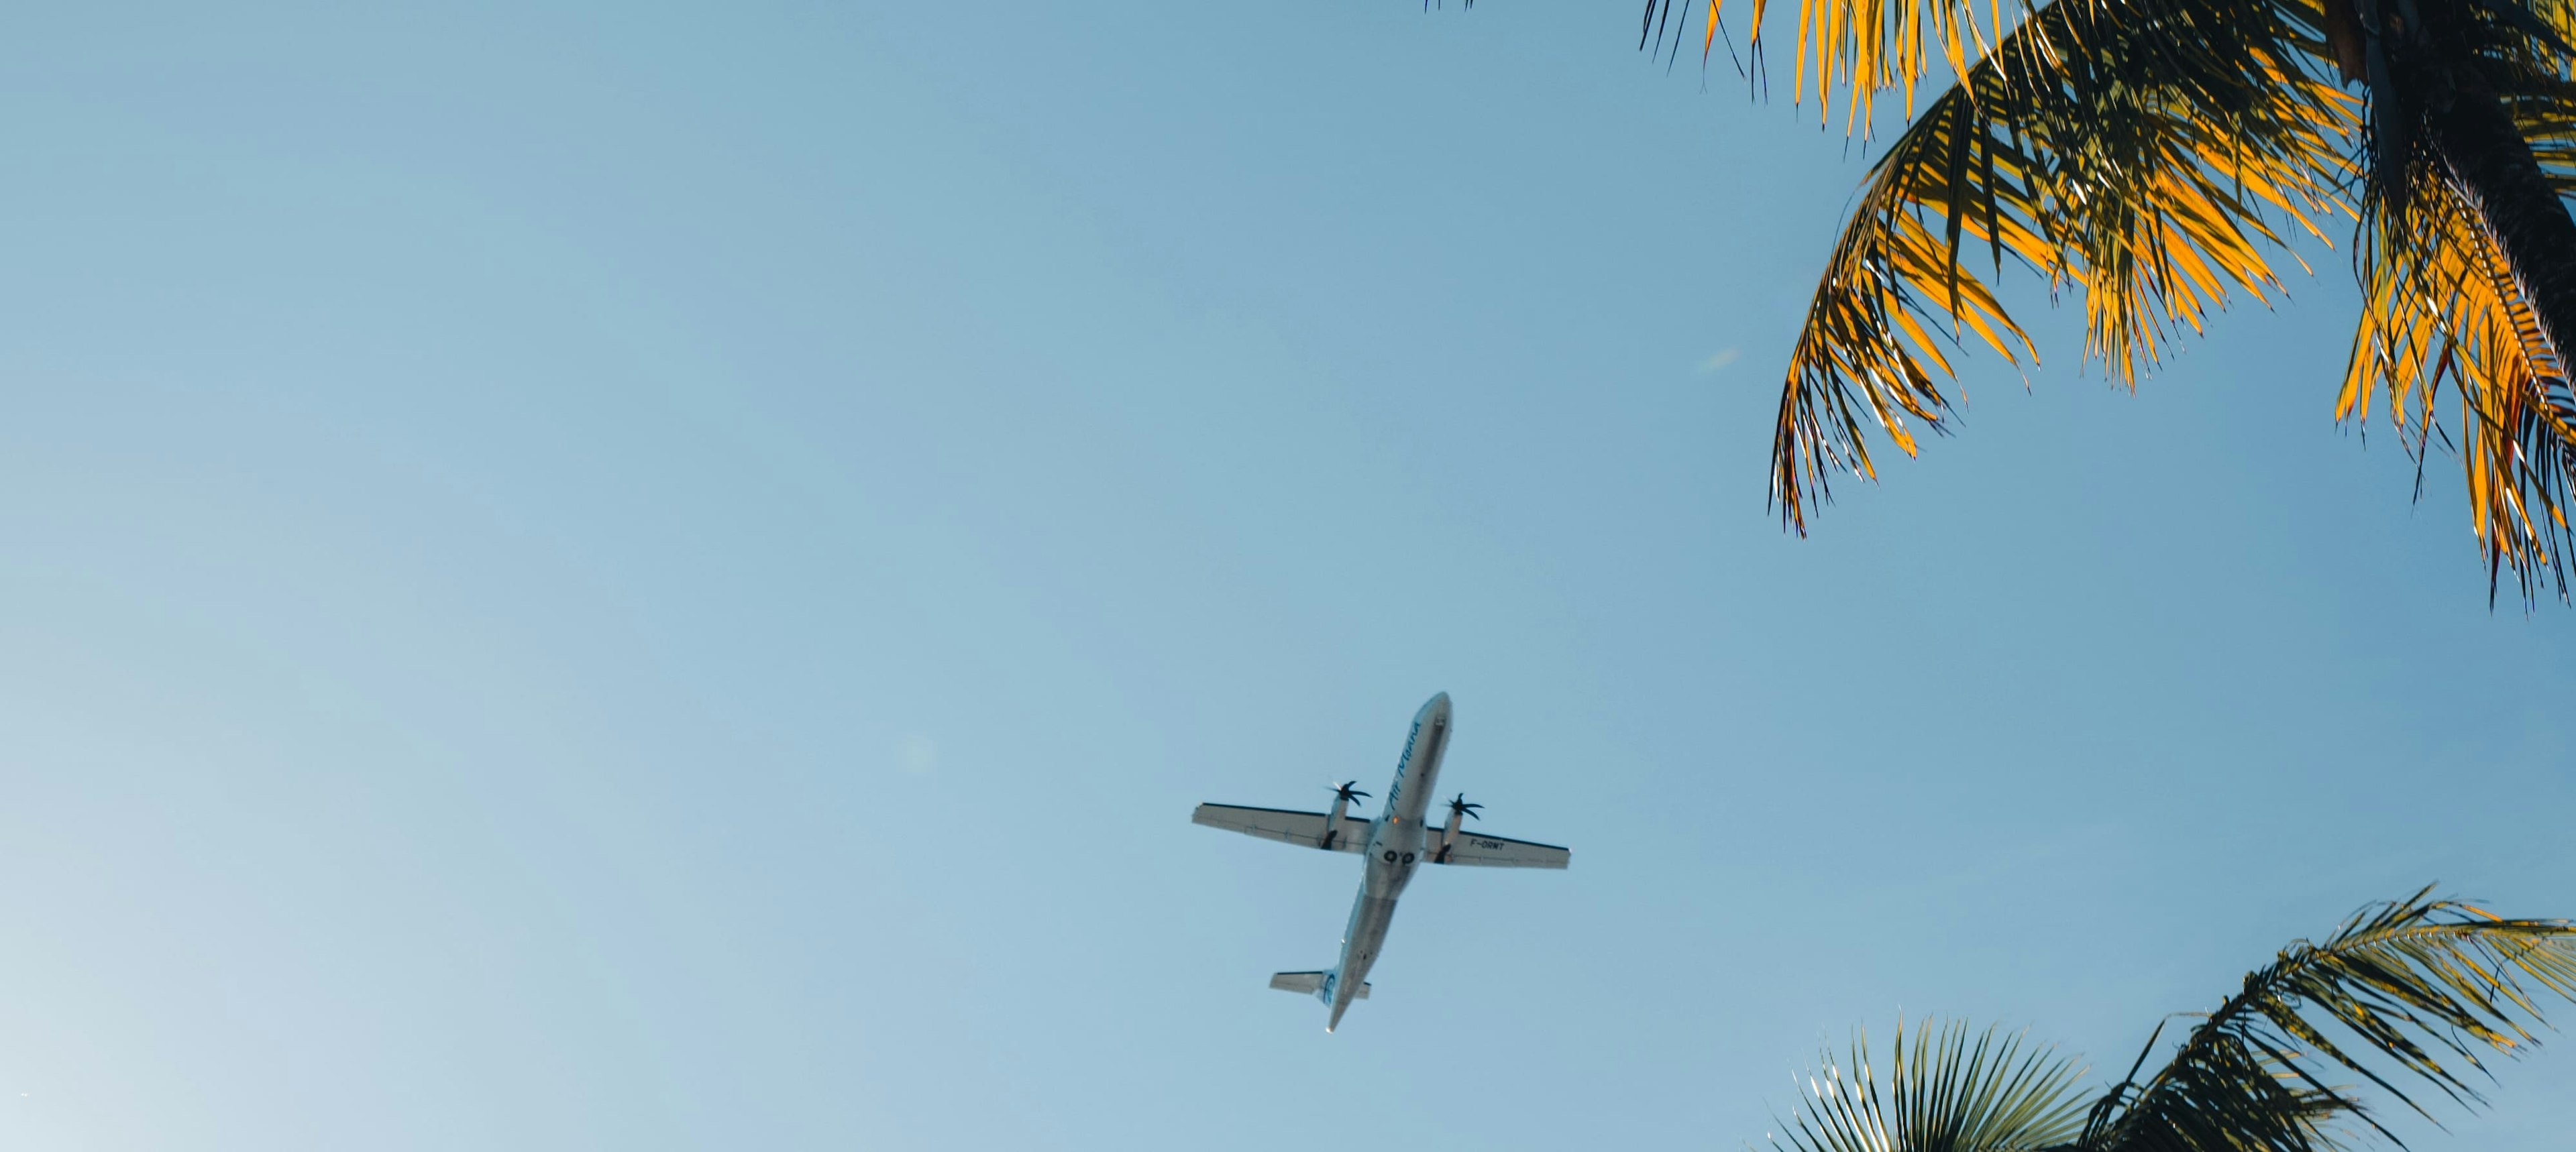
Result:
[2518, 0, 2576, 58]
[1644, 0, 2029, 129]
[1773, 0, 2355, 531]
[2344, 163, 2576, 601]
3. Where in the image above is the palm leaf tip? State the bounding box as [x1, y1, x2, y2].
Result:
[1772, 1019, 2088, 1152]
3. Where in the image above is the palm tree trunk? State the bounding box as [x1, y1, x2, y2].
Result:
[2426, 59, 2576, 363]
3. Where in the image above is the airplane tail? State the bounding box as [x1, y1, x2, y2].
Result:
[1269, 970, 1368, 1002]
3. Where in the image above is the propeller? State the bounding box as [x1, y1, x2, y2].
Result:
[1447, 793, 1483, 822]
[1331, 781, 1372, 805]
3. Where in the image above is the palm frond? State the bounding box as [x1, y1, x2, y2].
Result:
[1772, 0, 2353, 531]
[2338, 23, 2576, 601]
[2342, 156, 2576, 601]
[1639, 0, 2029, 129]
[1773, 1019, 2090, 1152]
[2078, 887, 2576, 1151]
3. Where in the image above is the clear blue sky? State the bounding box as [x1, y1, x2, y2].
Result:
[1, 3, 2569, 1149]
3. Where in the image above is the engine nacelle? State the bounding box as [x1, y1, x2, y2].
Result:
[1322, 781, 1370, 850]
[1434, 793, 1483, 862]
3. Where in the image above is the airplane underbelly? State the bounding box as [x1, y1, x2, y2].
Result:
[1364, 832, 1424, 897]
[1339, 895, 1399, 978]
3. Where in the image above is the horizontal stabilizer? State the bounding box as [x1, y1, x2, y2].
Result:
[1193, 804, 1372, 853]
[1269, 971, 1368, 999]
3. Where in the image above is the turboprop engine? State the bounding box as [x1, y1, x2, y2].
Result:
[1433, 793, 1483, 862]
[1322, 781, 1370, 850]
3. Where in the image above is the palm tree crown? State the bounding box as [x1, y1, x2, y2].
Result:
[1770, 890, 2576, 1152]
[1629, 0, 2576, 600]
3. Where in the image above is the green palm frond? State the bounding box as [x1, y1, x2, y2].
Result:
[1774, 1020, 2090, 1152]
[1771, 0, 2353, 530]
[1756, 893, 2573, 1152]
[2078, 887, 2576, 1151]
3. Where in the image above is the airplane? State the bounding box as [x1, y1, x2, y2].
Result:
[1191, 692, 1569, 1031]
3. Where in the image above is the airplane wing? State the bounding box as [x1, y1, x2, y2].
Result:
[1192, 803, 1372, 853]
[1429, 831, 1570, 869]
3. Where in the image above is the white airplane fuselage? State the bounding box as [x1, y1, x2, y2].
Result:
[1324, 691, 1452, 1031]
